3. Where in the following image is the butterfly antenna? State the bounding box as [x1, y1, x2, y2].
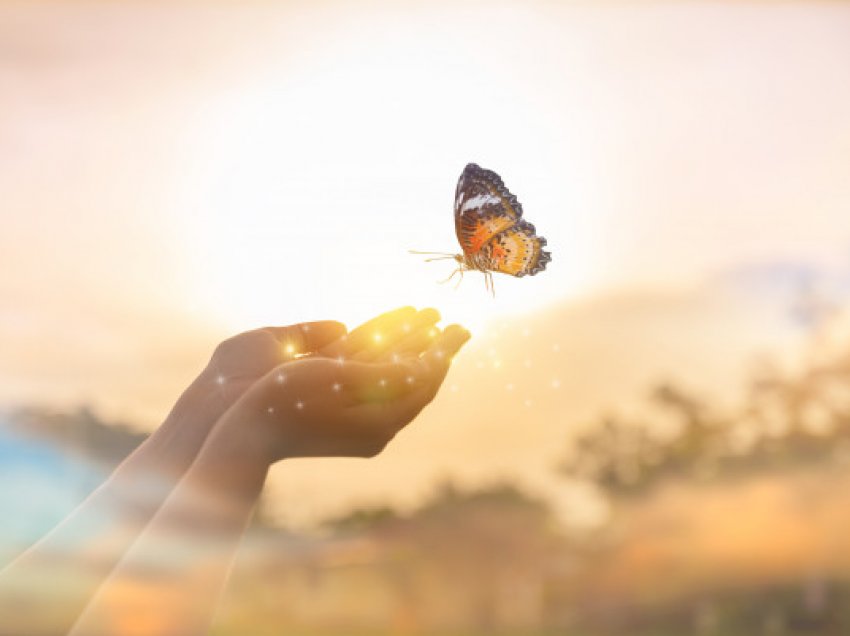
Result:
[410, 250, 456, 258]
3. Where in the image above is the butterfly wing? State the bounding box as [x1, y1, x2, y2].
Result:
[482, 221, 551, 277]
[454, 163, 523, 256]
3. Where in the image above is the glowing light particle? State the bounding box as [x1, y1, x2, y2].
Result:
[332, 382, 342, 392]
[216, 375, 226, 386]
[336, 355, 345, 366]
[284, 343, 296, 355]
[524, 398, 533, 408]
[267, 407, 275, 414]
[406, 376, 415, 385]
[378, 378, 387, 388]
[402, 323, 412, 334]
[551, 378, 561, 389]
[506, 383, 514, 391]
[295, 400, 304, 410]
[373, 332, 383, 344]
[276, 373, 286, 384]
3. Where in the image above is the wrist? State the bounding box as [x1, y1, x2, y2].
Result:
[186, 413, 275, 505]
[214, 405, 284, 465]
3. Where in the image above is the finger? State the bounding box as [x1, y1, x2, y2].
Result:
[264, 321, 347, 357]
[346, 327, 469, 431]
[320, 306, 416, 358]
[348, 327, 468, 434]
[334, 359, 427, 404]
[346, 384, 433, 435]
[375, 324, 441, 363]
[426, 323, 471, 362]
[419, 324, 472, 395]
[352, 308, 441, 362]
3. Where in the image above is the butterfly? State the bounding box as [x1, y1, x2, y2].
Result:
[412, 163, 551, 295]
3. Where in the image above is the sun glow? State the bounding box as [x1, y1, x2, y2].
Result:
[170, 4, 597, 336]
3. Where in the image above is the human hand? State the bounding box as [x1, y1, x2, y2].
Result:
[184, 306, 439, 416]
[217, 323, 471, 462]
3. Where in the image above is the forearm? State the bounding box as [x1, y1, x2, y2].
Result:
[68, 413, 270, 636]
[0, 373, 226, 636]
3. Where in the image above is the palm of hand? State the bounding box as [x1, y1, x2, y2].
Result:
[232, 322, 470, 461]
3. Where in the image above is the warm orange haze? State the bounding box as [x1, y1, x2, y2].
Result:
[1, 1, 850, 635]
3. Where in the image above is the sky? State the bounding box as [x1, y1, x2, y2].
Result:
[1, 0, 849, 525]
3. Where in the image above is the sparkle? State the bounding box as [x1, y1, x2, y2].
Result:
[216, 375, 226, 386]
[284, 343, 296, 355]
[391, 353, 400, 364]
[302, 324, 310, 332]
[406, 376, 415, 385]
[524, 398, 533, 408]
[428, 328, 438, 338]
[267, 407, 275, 414]
[551, 378, 561, 389]
[492, 359, 502, 369]
[295, 400, 304, 410]
[373, 332, 383, 343]
[450, 383, 458, 392]
[276, 373, 286, 384]
[402, 323, 412, 333]
[336, 355, 345, 366]
[435, 350, 445, 359]
[506, 383, 515, 391]
[332, 382, 342, 392]
[378, 378, 387, 388]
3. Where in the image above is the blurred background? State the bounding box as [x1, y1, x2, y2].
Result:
[2, 0, 850, 634]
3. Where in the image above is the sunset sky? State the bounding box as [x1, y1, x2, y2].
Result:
[1, 0, 849, 525]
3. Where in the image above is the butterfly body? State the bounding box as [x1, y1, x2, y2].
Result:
[413, 163, 551, 295]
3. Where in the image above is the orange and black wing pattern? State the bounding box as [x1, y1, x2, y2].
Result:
[481, 220, 551, 277]
[454, 163, 523, 256]
[453, 163, 551, 277]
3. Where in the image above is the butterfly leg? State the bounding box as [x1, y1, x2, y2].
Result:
[454, 268, 464, 290]
[439, 268, 461, 285]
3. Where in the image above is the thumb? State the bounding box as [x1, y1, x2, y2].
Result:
[264, 321, 347, 356]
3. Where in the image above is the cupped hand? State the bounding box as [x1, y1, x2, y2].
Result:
[221, 324, 471, 462]
[190, 306, 440, 412]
